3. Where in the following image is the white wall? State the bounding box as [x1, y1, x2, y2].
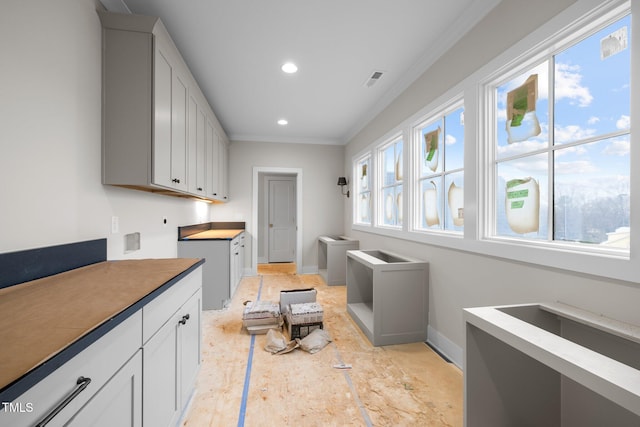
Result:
[344, 0, 640, 366]
[212, 141, 345, 273]
[0, 0, 211, 259]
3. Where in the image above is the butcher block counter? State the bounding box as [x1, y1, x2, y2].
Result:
[177, 221, 246, 241]
[0, 242, 204, 411]
[181, 228, 244, 240]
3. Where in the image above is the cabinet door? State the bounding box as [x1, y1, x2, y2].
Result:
[153, 39, 187, 191]
[187, 95, 207, 196]
[154, 45, 172, 189]
[67, 350, 142, 427]
[218, 137, 229, 201]
[143, 311, 181, 427]
[170, 71, 188, 191]
[205, 120, 220, 199]
[179, 290, 201, 402]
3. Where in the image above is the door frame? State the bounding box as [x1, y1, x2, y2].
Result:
[252, 166, 303, 275]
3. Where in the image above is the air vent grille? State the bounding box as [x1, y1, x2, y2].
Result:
[363, 70, 384, 88]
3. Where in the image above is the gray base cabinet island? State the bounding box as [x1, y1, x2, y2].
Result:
[346, 249, 429, 346]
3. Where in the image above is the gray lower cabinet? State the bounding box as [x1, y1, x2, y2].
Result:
[178, 232, 244, 310]
[4, 268, 202, 427]
[318, 235, 359, 286]
[143, 287, 201, 427]
[346, 249, 429, 346]
[66, 350, 143, 427]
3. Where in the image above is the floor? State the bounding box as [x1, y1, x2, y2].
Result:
[182, 264, 463, 426]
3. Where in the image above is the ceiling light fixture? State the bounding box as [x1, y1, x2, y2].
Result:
[281, 62, 298, 74]
[277, 119, 288, 126]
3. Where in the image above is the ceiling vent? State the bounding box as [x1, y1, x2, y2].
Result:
[363, 70, 384, 88]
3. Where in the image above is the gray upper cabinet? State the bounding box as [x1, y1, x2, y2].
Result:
[99, 11, 228, 202]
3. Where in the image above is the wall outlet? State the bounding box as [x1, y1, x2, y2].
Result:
[111, 216, 119, 234]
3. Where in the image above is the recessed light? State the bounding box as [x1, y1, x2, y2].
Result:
[277, 119, 288, 126]
[281, 62, 298, 74]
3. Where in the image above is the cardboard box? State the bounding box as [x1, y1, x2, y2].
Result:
[279, 288, 316, 314]
[243, 300, 280, 320]
[287, 321, 323, 340]
[288, 302, 324, 324]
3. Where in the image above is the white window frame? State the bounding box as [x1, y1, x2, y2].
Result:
[475, 0, 636, 282]
[411, 98, 465, 236]
[350, 0, 638, 283]
[377, 135, 404, 229]
[353, 152, 373, 226]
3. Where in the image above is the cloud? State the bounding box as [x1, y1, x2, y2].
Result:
[555, 63, 592, 107]
[602, 138, 630, 156]
[554, 124, 596, 143]
[616, 115, 630, 130]
[587, 116, 600, 125]
[445, 134, 457, 145]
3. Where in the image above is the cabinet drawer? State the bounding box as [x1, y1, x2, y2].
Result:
[4, 312, 142, 427]
[142, 267, 202, 344]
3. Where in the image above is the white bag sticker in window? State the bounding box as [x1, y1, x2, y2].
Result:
[506, 74, 541, 144]
[424, 181, 440, 227]
[448, 182, 464, 226]
[505, 177, 540, 234]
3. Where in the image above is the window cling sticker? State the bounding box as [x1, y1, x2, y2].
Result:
[505, 177, 540, 234]
[424, 180, 440, 227]
[506, 74, 541, 143]
[424, 127, 440, 172]
[448, 181, 464, 226]
[601, 26, 628, 60]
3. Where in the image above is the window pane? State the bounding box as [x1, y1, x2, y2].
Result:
[382, 186, 396, 226]
[496, 62, 549, 159]
[420, 121, 442, 175]
[358, 157, 370, 192]
[396, 187, 403, 226]
[396, 141, 403, 182]
[445, 172, 464, 231]
[554, 135, 630, 246]
[496, 154, 549, 239]
[420, 177, 443, 230]
[444, 108, 465, 171]
[554, 15, 631, 145]
[358, 191, 371, 224]
[355, 156, 371, 225]
[382, 144, 399, 186]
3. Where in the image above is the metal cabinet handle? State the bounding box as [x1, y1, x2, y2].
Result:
[179, 313, 190, 325]
[36, 376, 91, 426]
[172, 178, 181, 183]
[197, 187, 203, 191]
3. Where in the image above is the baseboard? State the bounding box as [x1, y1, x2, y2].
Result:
[427, 325, 463, 370]
[300, 265, 319, 275]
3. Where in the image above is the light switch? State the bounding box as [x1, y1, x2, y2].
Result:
[111, 216, 119, 234]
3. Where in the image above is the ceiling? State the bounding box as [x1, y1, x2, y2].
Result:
[102, 0, 500, 145]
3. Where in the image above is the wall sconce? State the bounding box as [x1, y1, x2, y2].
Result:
[337, 176, 350, 198]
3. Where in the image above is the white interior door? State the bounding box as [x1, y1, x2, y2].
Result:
[268, 178, 296, 262]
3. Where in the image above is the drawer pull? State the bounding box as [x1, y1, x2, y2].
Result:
[179, 314, 190, 325]
[36, 376, 91, 426]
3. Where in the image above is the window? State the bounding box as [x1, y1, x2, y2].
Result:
[378, 137, 403, 227]
[355, 154, 372, 225]
[414, 103, 465, 233]
[491, 11, 631, 251]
